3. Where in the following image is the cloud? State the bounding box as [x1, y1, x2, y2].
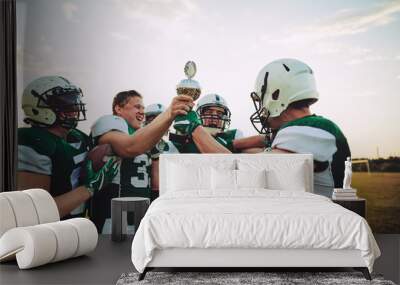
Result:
[270, 1, 400, 45]
[313, 42, 372, 56]
[257, 2, 399, 65]
[62, 2, 79, 23]
[304, 1, 400, 38]
[114, 0, 198, 22]
[110, 32, 132, 41]
[346, 54, 388, 65]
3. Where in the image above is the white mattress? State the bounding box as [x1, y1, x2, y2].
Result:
[131, 190, 380, 273]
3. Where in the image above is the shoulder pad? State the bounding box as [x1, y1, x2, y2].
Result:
[272, 125, 337, 161]
[18, 127, 57, 156]
[91, 115, 129, 138]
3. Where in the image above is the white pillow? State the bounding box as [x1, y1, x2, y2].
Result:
[237, 158, 308, 192]
[266, 166, 306, 191]
[167, 162, 211, 191]
[236, 169, 267, 189]
[211, 168, 237, 190]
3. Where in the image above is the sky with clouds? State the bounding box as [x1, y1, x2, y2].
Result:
[16, 0, 400, 158]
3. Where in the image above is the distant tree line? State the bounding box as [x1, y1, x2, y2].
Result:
[353, 157, 400, 172]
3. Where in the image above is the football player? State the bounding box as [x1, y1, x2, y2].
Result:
[248, 58, 351, 197]
[17, 76, 118, 219]
[145, 103, 179, 156]
[90, 90, 193, 232]
[144, 103, 179, 200]
[144, 103, 165, 126]
[171, 93, 243, 153]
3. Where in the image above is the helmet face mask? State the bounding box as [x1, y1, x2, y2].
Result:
[23, 76, 86, 129]
[42, 89, 86, 129]
[144, 115, 157, 126]
[200, 106, 229, 129]
[250, 91, 270, 135]
[196, 94, 231, 135]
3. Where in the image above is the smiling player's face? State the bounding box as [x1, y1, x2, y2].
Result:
[202, 106, 225, 129]
[115, 96, 145, 129]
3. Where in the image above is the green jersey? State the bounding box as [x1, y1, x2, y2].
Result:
[90, 115, 153, 233]
[172, 129, 243, 153]
[272, 115, 351, 197]
[18, 127, 90, 217]
[119, 125, 152, 198]
[90, 115, 152, 199]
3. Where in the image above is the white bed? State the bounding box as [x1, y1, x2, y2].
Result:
[131, 154, 380, 280]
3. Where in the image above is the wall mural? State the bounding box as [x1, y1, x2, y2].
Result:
[16, 0, 400, 233]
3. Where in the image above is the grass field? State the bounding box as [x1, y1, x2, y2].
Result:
[352, 172, 400, 233]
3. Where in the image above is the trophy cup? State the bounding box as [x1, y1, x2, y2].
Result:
[173, 61, 202, 137]
[176, 61, 201, 100]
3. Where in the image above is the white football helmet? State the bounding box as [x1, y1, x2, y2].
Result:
[196, 94, 231, 135]
[22, 76, 86, 129]
[250, 58, 319, 134]
[144, 103, 166, 125]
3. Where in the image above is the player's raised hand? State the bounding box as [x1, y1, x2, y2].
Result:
[173, 110, 202, 136]
[167, 95, 194, 121]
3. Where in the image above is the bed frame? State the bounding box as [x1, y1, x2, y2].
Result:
[138, 154, 371, 281]
[139, 248, 371, 280]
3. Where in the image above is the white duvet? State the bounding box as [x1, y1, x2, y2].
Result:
[131, 190, 380, 273]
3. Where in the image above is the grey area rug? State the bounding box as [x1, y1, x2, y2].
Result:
[116, 272, 396, 285]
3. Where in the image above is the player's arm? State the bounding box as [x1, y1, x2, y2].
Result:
[17, 145, 91, 218]
[232, 135, 266, 150]
[52, 186, 91, 218]
[241, 147, 264, 153]
[231, 133, 293, 153]
[17, 171, 91, 218]
[100, 95, 194, 158]
[192, 126, 231, 153]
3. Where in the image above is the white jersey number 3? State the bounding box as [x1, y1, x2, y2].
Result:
[131, 154, 150, 188]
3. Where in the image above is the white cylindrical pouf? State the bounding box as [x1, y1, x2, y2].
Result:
[0, 226, 57, 269]
[0, 192, 39, 227]
[65, 218, 98, 257]
[23, 189, 60, 223]
[0, 196, 17, 237]
[42, 221, 79, 263]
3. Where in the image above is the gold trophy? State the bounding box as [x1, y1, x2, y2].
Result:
[176, 61, 201, 100]
[172, 61, 202, 138]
